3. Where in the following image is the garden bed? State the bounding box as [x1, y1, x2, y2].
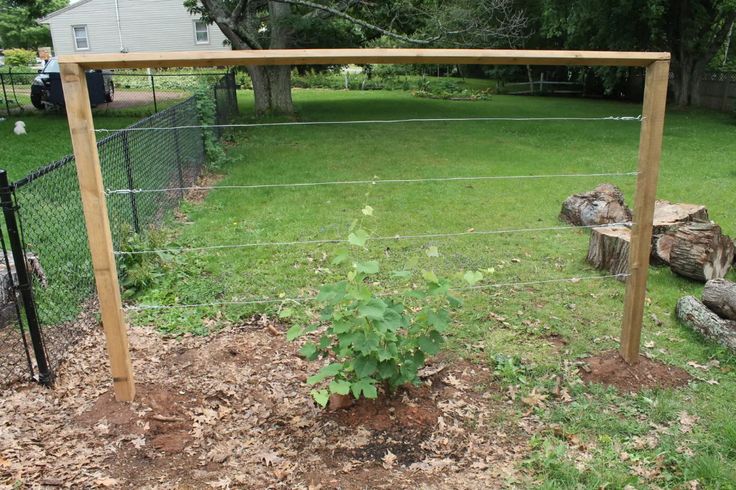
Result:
[0, 316, 535, 488]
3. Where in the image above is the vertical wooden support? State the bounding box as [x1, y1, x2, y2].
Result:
[620, 60, 670, 363]
[60, 63, 135, 401]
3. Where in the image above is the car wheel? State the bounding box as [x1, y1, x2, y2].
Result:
[30, 92, 45, 110]
[105, 81, 115, 103]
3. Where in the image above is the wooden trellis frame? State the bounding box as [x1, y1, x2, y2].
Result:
[59, 49, 670, 402]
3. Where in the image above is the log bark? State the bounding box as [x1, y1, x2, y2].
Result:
[560, 184, 632, 227]
[650, 200, 709, 266]
[703, 279, 736, 321]
[669, 223, 735, 282]
[586, 226, 630, 281]
[676, 295, 736, 351]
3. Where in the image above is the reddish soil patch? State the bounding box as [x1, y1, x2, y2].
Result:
[580, 350, 692, 393]
[76, 383, 195, 453]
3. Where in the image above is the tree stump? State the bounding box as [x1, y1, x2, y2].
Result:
[650, 201, 709, 266]
[676, 295, 736, 351]
[586, 226, 631, 280]
[702, 279, 736, 321]
[560, 184, 632, 227]
[669, 223, 735, 282]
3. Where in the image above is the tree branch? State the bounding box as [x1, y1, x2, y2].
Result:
[270, 0, 441, 45]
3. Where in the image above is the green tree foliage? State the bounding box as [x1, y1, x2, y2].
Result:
[540, 0, 736, 105]
[0, 0, 68, 49]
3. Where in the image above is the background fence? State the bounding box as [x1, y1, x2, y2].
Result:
[0, 72, 238, 386]
[1, 68, 229, 116]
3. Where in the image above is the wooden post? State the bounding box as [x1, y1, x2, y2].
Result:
[620, 60, 670, 363]
[60, 63, 135, 401]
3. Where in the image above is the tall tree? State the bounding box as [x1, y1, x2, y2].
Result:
[0, 0, 68, 49]
[185, 0, 529, 114]
[541, 0, 736, 106]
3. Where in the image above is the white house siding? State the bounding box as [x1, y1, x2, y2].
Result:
[43, 0, 231, 55]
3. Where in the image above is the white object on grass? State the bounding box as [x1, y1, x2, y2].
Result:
[13, 121, 26, 135]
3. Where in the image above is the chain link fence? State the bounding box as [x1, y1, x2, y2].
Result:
[1, 68, 228, 116]
[0, 72, 238, 386]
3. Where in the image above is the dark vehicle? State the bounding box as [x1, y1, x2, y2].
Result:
[31, 58, 114, 109]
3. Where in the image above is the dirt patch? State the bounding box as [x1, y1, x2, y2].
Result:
[0, 319, 532, 488]
[185, 172, 225, 204]
[579, 350, 692, 393]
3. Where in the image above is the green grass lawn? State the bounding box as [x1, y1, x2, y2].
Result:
[24, 87, 736, 486]
[0, 112, 140, 179]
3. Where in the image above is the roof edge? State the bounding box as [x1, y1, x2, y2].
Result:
[38, 0, 97, 23]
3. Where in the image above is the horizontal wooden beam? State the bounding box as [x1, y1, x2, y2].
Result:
[60, 48, 670, 70]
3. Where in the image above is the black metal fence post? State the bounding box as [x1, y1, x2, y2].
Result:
[150, 71, 158, 113]
[172, 108, 185, 198]
[122, 130, 141, 234]
[0, 169, 53, 385]
[1, 74, 10, 116]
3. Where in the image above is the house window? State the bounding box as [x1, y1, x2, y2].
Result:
[194, 20, 210, 44]
[72, 25, 89, 50]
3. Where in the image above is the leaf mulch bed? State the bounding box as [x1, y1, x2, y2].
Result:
[579, 350, 692, 393]
[1, 316, 535, 488]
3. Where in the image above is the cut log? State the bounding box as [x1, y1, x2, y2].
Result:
[560, 184, 632, 227]
[586, 226, 631, 281]
[650, 201, 709, 266]
[676, 295, 736, 351]
[652, 200, 709, 235]
[668, 223, 734, 282]
[702, 279, 736, 321]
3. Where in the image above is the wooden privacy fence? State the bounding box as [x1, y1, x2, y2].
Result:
[58, 49, 670, 402]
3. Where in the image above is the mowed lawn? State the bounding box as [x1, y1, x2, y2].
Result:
[0, 112, 140, 178]
[110, 89, 736, 486]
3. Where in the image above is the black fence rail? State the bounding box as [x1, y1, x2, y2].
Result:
[0, 72, 238, 386]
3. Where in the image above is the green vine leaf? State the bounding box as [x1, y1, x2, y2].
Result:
[286, 325, 302, 341]
[463, 270, 484, 286]
[311, 389, 330, 407]
[426, 246, 440, 257]
[354, 356, 378, 378]
[348, 229, 370, 247]
[307, 363, 344, 385]
[354, 260, 380, 274]
[329, 379, 351, 395]
[362, 205, 374, 216]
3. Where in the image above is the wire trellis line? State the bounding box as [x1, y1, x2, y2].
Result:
[114, 222, 633, 256]
[124, 273, 629, 311]
[105, 171, 639, 196]
[96, 115, 644, 133]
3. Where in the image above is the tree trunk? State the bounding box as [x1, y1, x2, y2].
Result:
[703, 279, 736, 321]
[560, 184, 632, 227]
[669, 223, 735, 282]
[586, 226, 631, 280]
[247, 65, 294, 115]
[676, 295, 736, 351]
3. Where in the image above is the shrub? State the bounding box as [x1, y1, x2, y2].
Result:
[194, 82, 229, 170]
[4, 48, 36, 67]
[289, 207, 483, 407]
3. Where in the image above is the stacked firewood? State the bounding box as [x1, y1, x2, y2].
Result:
[560, 184, 735, 282]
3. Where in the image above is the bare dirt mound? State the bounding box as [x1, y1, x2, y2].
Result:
[580, 350, 692, 393]
[0, 318, 533, 489]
